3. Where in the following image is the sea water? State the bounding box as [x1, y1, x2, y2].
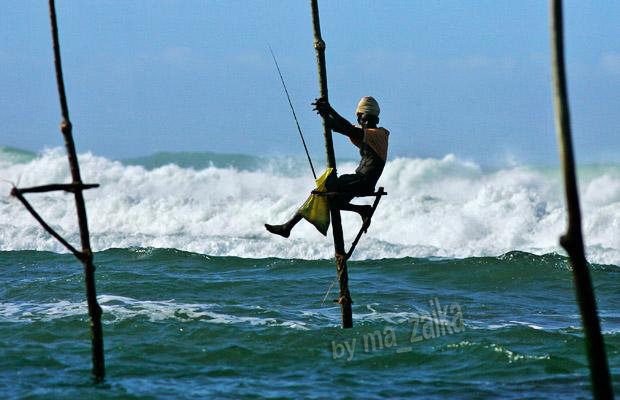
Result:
[1, 147, 619, 398]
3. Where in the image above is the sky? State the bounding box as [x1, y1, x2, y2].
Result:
[1, 1, 619, 166]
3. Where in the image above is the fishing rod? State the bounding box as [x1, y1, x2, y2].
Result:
[268, 45, 317, 180]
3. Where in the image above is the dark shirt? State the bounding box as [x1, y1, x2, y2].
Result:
[322, 106, 389, 185]
[354, 138, 385, 184]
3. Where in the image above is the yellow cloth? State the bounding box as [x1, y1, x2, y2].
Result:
[298, 168, 333, 236]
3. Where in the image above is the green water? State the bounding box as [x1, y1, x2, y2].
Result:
[1, 249, 618, 399]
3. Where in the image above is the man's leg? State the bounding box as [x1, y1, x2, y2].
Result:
[265, 212, 302, 238]
[331, 174, 374, 222]
[339, 202, 372, 222]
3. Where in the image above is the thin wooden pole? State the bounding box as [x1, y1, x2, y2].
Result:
[549, 1, 613, 398]
[48, 0, 105, 381]
[310, 0, 353, 328]
[11, 188, 83, 258]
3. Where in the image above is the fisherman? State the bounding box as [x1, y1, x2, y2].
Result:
[265, 96, 389, 238]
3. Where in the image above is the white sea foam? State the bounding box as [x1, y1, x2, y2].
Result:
[1, 148, 619, 265]
[0, 295, 310, 329]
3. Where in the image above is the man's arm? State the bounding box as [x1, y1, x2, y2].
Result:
[312, 97, 364, 143]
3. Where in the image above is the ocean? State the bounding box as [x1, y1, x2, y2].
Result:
[1, 146, 619, 398]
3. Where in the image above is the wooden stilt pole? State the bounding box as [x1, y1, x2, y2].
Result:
[549, 1, 613, 398]
[310, 0, 353, 328]
[49, 0, 105, 381]
[9, 0, 105, 381]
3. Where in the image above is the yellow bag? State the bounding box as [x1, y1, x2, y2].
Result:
[298, 168, 333, 236]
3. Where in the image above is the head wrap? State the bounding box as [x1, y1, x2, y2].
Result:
[355, 96, 380, 117]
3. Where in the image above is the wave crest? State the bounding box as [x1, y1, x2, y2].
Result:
[1, 149, 619, 265]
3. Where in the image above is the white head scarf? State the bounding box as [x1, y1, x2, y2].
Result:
[355, 96, 380, 117]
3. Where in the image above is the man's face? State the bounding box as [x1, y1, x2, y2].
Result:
[356, 113, 365, 125]
[357, 113, 377, 126]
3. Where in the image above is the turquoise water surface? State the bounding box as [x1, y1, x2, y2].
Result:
[1, 249, 618, 399]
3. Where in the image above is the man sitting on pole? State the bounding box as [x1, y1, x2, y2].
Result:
[265, 96, 389, 238]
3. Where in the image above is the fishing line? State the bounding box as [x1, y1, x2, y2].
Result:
[321, 276, 338, 307]
[268, 45, 317, 179]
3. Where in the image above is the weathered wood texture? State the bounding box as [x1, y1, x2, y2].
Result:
[550, 1, 613, 398]
[9, 0, 106, 381]
[310, 0, 353, 328]
[49, 0, 105, 380]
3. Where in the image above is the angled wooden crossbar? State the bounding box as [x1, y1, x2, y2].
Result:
[11, 188, 83, 259]
[13, 183, 99, 194]
[345, 187, 385, 260]
[9, 0, 105, 381]
[311, 190, 388, 197]
[310, 188, 387, 260]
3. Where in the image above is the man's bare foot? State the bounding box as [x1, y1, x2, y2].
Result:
[358, 205, 373, 233]
[265, 223, 291, 238]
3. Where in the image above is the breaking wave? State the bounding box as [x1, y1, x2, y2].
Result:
[1, 147, 619, 265]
